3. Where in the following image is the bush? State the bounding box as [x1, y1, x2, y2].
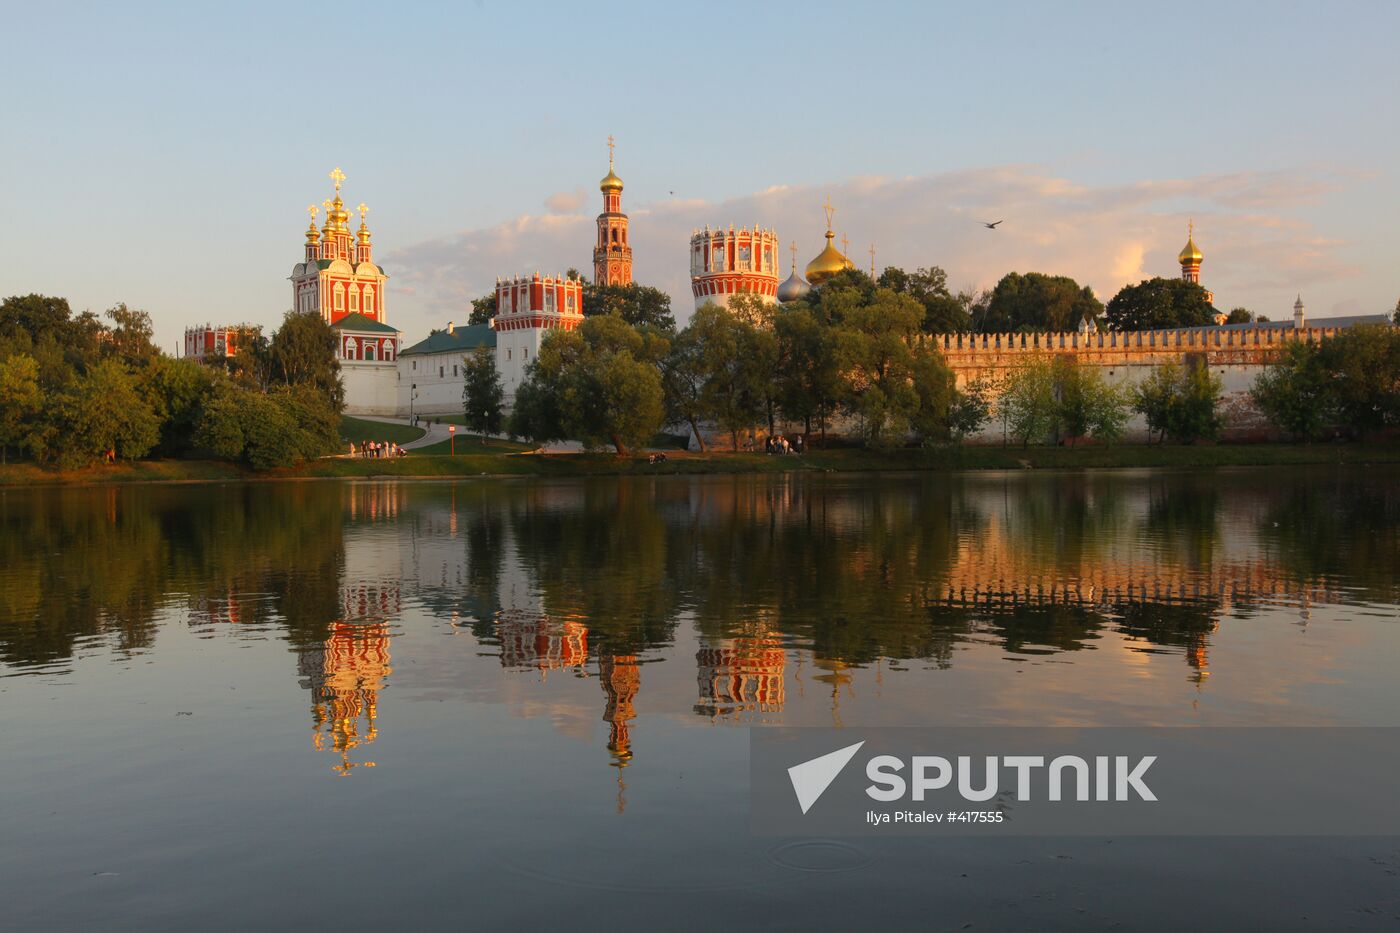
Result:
[1133, 360, 1223, 444]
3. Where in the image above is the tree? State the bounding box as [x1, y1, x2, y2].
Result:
[103, 303, 159, 367]
[660, 325, 709, 452]
[269, 310, 343, 410]
[1314, 324, 1400, 435]
[908, 343, 957, 444]
[581, 282, 676, 332]
[509, 315, 666, 455]
[878, 265, 973, 333]
[974, 272, 1103, 333]
[1132, 360, 1223, 443]
[462, 346, 505, 441]
[0, 352, 42, 464]
[467, 292, 498, 327]
[1393, 298, 1400, 326]
[1251, 341, 1333, 441]
[1104, 278, 1218, 331]
[834, 289, 929, 447]
[1053, 358, 1128, 445]
[947, 375, 994, 441]
[998, 356, 1058, 446]
[1225, 307, 1255, 324]
[773, 306, 843, 444]
[141, 355, 218, 457]
[57, 359, 160, 465]
[687, 303, 768, 449]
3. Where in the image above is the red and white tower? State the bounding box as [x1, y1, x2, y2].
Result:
[689, 224, 781, 311]
[491, 272, 585, 400]
[290, 167, 389, 325]
[592, 137, 632, 287]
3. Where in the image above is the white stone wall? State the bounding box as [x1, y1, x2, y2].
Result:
[341, 360, 399, 416]
[495, 328, 543, 403]
[396, 351, 468, 417]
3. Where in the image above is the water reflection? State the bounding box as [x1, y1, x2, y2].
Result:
[1, 469, 1397, 780]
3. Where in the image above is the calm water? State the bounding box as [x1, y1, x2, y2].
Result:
[2, 469, 1398, 930]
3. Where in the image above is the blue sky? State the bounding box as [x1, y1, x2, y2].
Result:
[2, 0, 1397, 350]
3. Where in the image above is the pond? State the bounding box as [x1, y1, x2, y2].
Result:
[2, 469, 1398, 929]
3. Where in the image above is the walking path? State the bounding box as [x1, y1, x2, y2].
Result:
[350, 415, 585, 453]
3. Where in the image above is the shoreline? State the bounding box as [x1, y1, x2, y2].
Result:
[2, 442, 1398, 487]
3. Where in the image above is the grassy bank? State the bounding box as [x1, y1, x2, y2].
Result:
[4, 441, 1399, 486]
[340, 416, 425, 446]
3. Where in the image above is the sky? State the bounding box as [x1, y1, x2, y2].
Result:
[2, 0, 1397, 351]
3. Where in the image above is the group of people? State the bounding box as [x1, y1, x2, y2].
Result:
[764, 434, 803, 456]
[350, 440, 407, 459]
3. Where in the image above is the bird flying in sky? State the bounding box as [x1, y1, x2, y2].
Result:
[980, 220, 1003, 230]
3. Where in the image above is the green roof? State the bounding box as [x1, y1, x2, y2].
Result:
[400, 323, 497, 356]
[330, 313, 400, 334]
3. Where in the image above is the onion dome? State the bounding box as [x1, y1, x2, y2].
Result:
[600, 167, 623, 192]
[1178, 222, 1203, 264]
[305, 220, 321, 246]
[805, 230, 847, 286]
[777, 269, 811, 302]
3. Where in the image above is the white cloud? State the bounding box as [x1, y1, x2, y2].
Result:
[383, 165, 1365, 337]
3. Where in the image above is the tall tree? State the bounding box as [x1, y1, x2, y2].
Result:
[57, 359, 160, 465]
[1105, 278, 1218, 331]
[660, 324, 710, 452]
[1251, 341, 1333, 441]
[1314, 324, 1400, 435]
[687, 303, 768, 449]
[1053, 358, 1128, 445]
[773, 306, 843, 444]
[462, 346, 505, 441]
[974, 272, 1103, 333]
[581, 282, 676, 332]
[834, 288, 930, 447]
[467, 292, 498, 327]
[0, 352, 42, 464]
[103, 303, 159, 367]
[269, 310, 344, 410]
[998, 355, 1058, 446]
[878, 265, 973, 333]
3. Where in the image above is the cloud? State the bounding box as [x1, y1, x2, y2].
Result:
[383, 165, 1364, 336]
[543, 188, 587, 214]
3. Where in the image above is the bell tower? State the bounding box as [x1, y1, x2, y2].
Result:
[593, 136, 633, 286]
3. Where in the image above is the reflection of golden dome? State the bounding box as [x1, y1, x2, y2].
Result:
[805, 230, 847, 285]
[600, 168, 623, 192]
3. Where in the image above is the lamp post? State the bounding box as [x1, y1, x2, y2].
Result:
[410, 383, 418, 425]
[449, 424, 456, 456]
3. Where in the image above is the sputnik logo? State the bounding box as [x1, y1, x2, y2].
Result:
[787, 741, 865, 814]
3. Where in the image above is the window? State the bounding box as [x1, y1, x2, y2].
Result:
[365, 344, 376, 361]
[545, 289, 555, 313]
[350, 291, 359, 312]
[334, 286, 344, 311]
[453, 364, 458, 377]
[412, 361, 417, 371]
[364, 287, 375, 314]
[523, 347, 528, 359]
[507, 349, 512, 361]
[345, 337, 357, 360]
[566, 292, 576, 312]
[439, 366, 444, 378]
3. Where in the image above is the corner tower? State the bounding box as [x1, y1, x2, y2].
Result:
[593, 136, 633, 286]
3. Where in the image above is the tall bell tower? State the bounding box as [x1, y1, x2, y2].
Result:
[593, 136, 632, 287]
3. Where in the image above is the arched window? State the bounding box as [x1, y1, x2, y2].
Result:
[364, 286, 375, 315]
[334, 284, 345, 312]
[364, 343, 376, 362]
[345, 337, 357, 360]
[350, 290, 359, 313]
[383, 342, 394, 361]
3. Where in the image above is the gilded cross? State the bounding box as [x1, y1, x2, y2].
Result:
[790, 241, 798, 271]
[329, 166, 346, 191]
[357, 203, 369, 223]
[307, 204, 318, 222]
[607, 135, 616, 167]
[822, 195, 835, 231]
[322, 199, 332, 215]
[841, 232, 850, 256]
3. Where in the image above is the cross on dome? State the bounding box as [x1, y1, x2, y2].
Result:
[822, 195, 835, 231]
[330, 167, 346, 192]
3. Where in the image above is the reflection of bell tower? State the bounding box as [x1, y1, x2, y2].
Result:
[599, 654, 640, 812]
[298, 621, 392, 775]
[496, 610, 588, 675]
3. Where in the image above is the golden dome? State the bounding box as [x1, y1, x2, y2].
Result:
[1178, 236, 1202, 265]
[600, 167, 623, 192]
[805, 231, 848, 285]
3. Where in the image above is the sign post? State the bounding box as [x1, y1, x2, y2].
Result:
[449, 424, 456, 456]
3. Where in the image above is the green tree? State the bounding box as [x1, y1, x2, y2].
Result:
[269, 310, 343, 410]
[878, 265, 973, 333]
[509, 315, 666, 455]
[57, 359, 160, 465]
[1105, 278, 1218, 331]
[103, 303, 159, 367]
[1225, 307, 1255, 324]
[947, 375, 994, 441]
[974, 272, 1103, 333]
[834, 289, 932, 447]
[1314, 324, 1400, 435]
[998, 355, 1058, 446]
[1251, 341, 1332, 441]
[462, 345, 505, 440]
[688, 302, 768, 449]
[660, 324, 710, 452]
[1053, 358, 1128, 445]
[773, 306, 843, 444]
[141, 356, 218, 457]
[1132, 360, 1223, 443]
[467, 292, 498, 327]
[581, 282, 676, 332]
[0, 352, 43, 463]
